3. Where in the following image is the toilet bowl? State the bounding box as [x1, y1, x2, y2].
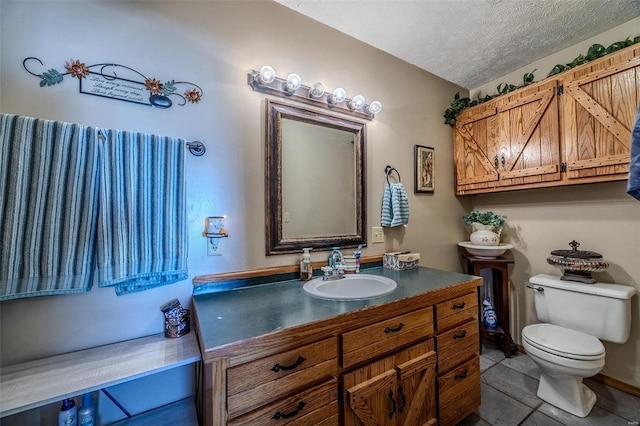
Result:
[521, 274, 635, 418]
[522, 323, 605, 417]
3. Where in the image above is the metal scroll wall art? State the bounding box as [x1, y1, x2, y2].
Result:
[23, 57, 203, 109]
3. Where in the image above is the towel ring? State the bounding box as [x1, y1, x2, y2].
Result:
[385, 165, 401, 185]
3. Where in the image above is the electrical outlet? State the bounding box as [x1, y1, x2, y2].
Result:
[207, 237, 223, 256]
[372, 227, 385, 244]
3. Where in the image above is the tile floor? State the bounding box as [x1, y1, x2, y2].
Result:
[458, 343, 640, 426]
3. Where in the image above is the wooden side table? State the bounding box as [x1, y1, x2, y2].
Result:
[463, 254, 514, 358]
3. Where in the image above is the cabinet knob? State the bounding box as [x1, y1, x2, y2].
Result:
[384, 322, 405, 334]
[453, 330, 467, 339]
[454, 368, 469, 380]
[452, 302, 466, 310]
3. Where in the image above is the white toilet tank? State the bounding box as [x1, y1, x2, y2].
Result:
[530, 274, 636, 344]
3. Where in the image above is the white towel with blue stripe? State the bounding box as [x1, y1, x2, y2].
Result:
[381, 182, 409, 227]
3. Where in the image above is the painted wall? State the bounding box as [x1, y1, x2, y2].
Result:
[0, 0, 468, 387]
[470, 17, 640, 389]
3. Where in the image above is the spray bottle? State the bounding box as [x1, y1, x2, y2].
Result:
[300, 248, 313, 281]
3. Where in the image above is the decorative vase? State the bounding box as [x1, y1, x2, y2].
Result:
[469, 222, 501, 246]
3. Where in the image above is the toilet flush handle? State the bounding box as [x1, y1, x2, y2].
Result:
[526, 285, 544, 293]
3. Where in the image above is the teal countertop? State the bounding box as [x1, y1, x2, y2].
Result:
[192, 266, 479, 352]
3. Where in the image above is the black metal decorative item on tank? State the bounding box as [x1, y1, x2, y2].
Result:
[546, 240, 609, 283]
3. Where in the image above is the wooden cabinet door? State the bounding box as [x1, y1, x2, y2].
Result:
[562, 44, 640, 182]
[343, 341, 435, 426]
[395, 350, 437, 426]
[345, 368, 398, 426]
[453, 101, 500, 195]
[495, 78, 562, 188]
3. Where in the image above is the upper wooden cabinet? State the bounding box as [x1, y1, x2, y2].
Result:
[454, 44, 640, 195]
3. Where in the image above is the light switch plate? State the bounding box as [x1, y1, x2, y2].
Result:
[372, 227, 385, 244]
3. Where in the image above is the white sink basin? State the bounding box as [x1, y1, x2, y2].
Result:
[303, 274, 397, 300]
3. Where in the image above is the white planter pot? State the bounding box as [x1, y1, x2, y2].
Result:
[469, 222, 501, 246]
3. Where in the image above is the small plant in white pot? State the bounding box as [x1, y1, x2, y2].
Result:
[462, 210, 507, 246]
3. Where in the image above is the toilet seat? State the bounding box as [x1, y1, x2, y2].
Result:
[522, 324, 605, 361]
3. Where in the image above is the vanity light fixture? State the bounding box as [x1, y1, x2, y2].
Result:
[328, 87, 347, 104]
[247, 66, 382, 120]
[366, 100, 383, 115]
[284, 73, 302, 93]
[348, 95, 366, 111]
[258, 65, 276, 85]
[309, 82, 325, 99]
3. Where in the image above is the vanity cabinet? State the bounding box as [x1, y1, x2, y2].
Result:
[193, 266, 483, 426]
[453, 44, 640, 195]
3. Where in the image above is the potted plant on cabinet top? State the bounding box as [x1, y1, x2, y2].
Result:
[462, 210, 507, 246]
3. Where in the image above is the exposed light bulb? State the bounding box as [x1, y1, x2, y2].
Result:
[309, 82, 325, 99]
[258, 65, 275, 84]
[367, 100, 383, 115]
[284, 73, 302, 93]
[328, 87, 346, 104]
[348, 95, 366, 110]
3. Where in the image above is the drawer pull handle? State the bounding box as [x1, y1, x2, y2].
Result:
[452, 302, 466, 309]
[384, 322, 404, 334]
[388, 390, 396, 419]
[271, 356, 306, 372]
[454, 369, 469, 380]
[272, 401, 306, 420]
[397, 386, 406, 412]
[453, 330, 467, 339]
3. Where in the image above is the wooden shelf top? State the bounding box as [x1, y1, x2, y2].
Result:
[0, 332, 201, 418]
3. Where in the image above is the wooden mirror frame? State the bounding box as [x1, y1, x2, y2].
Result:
[265, 99, 367, 255]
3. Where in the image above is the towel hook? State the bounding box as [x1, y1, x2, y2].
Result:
[186, 141, 206, 157]
[385, 165, 401, 185]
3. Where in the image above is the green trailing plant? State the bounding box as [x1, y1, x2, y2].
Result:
[444, 35, 640, 126]
[462, 210, 507, 229]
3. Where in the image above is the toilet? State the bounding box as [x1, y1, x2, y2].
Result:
[522, 274, 636, 417]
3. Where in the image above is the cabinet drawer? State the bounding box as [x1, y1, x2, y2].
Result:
[436, 319, 479, 373]
[342, 307, 434, 368]
[228, 378, 338, 426]
[435, 292, 477, 331]
[227, 337, 338, 418]
[437, 357, 481, 426]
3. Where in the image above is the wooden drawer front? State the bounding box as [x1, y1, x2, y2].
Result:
[436, 319, 479, 373]
[342, 307, 434, 368]
[435, 292, 477, 331]
[227, 337, 337, 418]
[437, 357, 481, 426]
[228, 378, 338, 426]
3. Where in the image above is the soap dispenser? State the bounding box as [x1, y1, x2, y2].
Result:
[300, 248, 313, 281]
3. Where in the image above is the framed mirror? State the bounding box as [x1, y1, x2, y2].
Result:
[265, 99, 367, 255]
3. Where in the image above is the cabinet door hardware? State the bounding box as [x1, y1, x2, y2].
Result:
[454, 368, 469, 380]
[272, 401, 306, 419]
[384, 322, 405, 333]
[397, 386, 407, 412]
[271, 356, 306, 372]
[387, 390, 397, 419]
[452, 302, 466, 309]
[453, 330, 467, 339]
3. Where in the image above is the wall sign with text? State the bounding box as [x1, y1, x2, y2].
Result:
[23, 57, 203, 109]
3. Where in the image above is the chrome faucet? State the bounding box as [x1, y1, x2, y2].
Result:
[328, 247, 344, 277]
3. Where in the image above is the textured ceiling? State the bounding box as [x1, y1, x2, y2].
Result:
[275, 0, 640, 89]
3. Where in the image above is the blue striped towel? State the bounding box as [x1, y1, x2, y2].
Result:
[627, 104, 640, 201]
[0, 114, 100, 300]
[381, 182, 409, 227]
[96, 129, 188, 295]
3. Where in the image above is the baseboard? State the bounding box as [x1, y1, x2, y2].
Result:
[517, 344, 640, 398]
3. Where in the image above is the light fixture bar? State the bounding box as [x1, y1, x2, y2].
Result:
[247, 70, 377, 121]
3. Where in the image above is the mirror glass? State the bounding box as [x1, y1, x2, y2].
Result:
[266, 99, 367, 254]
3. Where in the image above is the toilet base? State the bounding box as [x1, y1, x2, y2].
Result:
[537, 373, 596, 417]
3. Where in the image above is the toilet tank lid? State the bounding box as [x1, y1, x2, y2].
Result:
[530, 274, 636, 300]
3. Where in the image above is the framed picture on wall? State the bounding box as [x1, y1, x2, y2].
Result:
[414, 145, 434, 193]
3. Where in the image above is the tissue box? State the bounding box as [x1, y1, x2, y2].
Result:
[383, 252, 420, 270]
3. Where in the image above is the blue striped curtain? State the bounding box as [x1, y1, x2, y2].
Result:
[96, 130, 188, 295]
[0, 114, 99, 300]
